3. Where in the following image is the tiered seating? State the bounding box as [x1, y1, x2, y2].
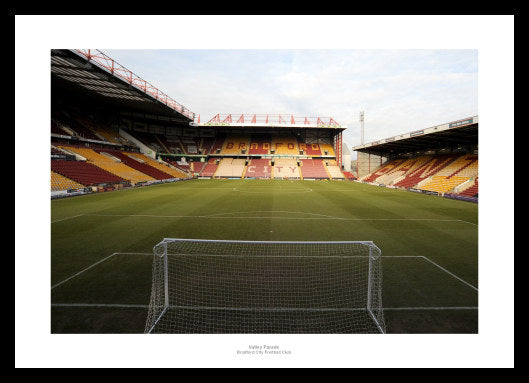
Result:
[273, 159, 301, 179]
[51, 121, 67, 135]
[126, 131, 165, 153]
[130, 153, 189, 179]
[244, 159, 272, 179]
[180, 137, 200, 154]
[174, 161, 192, 173]
[51, 159, 125, 186]
[98, 149, 174, 180]
[69, 120, 102, 141]
[51, 146, 64, 155]
[51, 170, 85, 191]
[209, 135, 226, 155]
[319, 143, 335, 156]
[419, 154, 477, 194]
[200, 158, 219, 177]
[249, 134, 271, 155]
[299, 142, 322, 156]
[190, 161, 207, 174]
[325, 161, 344, 179]
[393, 155, 457, 189]
[447, 155, 478, 178]
[215, 158, 246, 178]
[59, 146, 155, 183]
[420, 175, 468, 194]
[272, 135, 299, 155]
[221, 135, 251, 155]
[199, 138, 215, 155]
[300, 159, 329, 179]
[362, 158, 407, 183]
[458, 177, 479, 197]
[84, 121, 122, 144]
[343, 171, 356, 180]
[156, 135, 181, 153]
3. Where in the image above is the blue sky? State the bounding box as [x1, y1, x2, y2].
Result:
[103, 49, 478, 152]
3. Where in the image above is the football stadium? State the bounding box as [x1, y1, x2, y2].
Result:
[50, 49, 479, 334]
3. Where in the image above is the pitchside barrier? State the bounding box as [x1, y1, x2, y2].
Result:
[144, 239, 385, 334]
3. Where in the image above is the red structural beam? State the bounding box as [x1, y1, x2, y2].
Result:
[74, 49, 195, 121]
[205, 114, 341, 126]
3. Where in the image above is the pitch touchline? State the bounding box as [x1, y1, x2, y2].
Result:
[51, 214, 85, 224]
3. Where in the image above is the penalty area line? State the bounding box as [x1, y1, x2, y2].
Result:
[51, 252, 152, 290]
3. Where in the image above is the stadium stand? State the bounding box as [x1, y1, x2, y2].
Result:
[199, 138, 215, 155]
[419, 154, 478, 193]
[273, 159, 301, 179]
[68, 118, 103, 141]
[272, 135, 300, 155]
[244, 159, 272, 179]
[58, 145, 156, 183]
[215, 158, 246, 178]
[51, 120, 68, 135]
[51, 170, 85, 191]
[126, 131, 165, 154]
[392, 154, 459, 189]
[209, 134, 226, 155]
[300, 159, 329, 179]
[362, 158, 407, 183]
[360, 153, 478, 194]
[458, 176, 479, 197]
[248, 134, 271, 155]
[190, 161, 207, 175]
[299, 142, 322, 156]
[180, 137, 200, 155]
[97, 149, 174, 180]
[221, 134, 251, 155]
[320, 143, 336, 156]
[325, 160, 345, 179]
[51, 159, 125, 186]
[200, 158, 220, 177]
[342, 171, 356, 180]
[129, 153, 189, 179]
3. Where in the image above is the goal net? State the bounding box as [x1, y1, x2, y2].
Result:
[144, 239, 385, 334]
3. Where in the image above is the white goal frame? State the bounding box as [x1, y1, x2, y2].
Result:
[145, 238, 385, 334]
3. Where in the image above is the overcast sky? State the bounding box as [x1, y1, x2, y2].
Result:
[102, 49, 478, 153]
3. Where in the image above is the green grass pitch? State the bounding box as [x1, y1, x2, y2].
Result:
[51, 179, 478, 333]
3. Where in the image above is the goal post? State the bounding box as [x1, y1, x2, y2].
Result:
[145, 239, 385, 334]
